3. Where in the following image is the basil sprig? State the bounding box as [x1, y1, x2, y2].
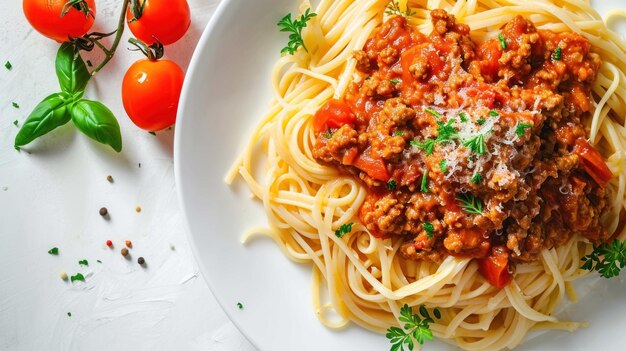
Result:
[14, 43, 122, 152]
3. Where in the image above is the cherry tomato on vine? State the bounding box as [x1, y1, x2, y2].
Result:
[122, 58, 184, 131]
[23, 0, 96, 43]
[126, 0, 191, 45]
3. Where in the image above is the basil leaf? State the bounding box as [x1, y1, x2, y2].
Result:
[14, 92, 72, 148]
[71, 100, 122, 152]
[56, 43, 90, 95]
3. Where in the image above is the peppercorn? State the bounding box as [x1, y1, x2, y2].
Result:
[106, 240, 113, 247]
[135, 205, 142, 213]
[60, 272, 68, 280]
[125, 240, 132, 248]
[99, 207, 108, 217]
[106, 175, 113, 183]
[121, 248, 129, 257]
[137, 257, 145, 265]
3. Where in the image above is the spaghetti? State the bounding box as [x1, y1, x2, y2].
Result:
[226, 0, 626, 350]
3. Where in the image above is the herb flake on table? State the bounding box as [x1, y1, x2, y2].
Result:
[70, 273, 85, 283]
[78, 259, 88, 266]
[48, 247, 59, 255]
[237, 302, 244, 310]
[12, 102, 19, 108]
[5, 61, 12, 70]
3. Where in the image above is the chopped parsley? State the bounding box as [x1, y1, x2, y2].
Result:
[12, 102, 19, 109]
[48, 247, 59, 255]
[552, 47, 562, 61]
[70, 273, 85, 283]
[463, 132, 488, 155]
[67, 312, 72, 317]
[456, 193, 483, 215]
[477, 118, 486, 125]
[459, 112, 468, 123]
[394, 130, 404, 136]
[515, 122, 533, 136]
[498, 33, 507, 50]
[335, 223, 354, 238]
[471, 173, 482, 184]
[78, 259, 89, 266]
[386, 304, 440, 349]
[389, 78, 400, 85]
[96, 260, 102, 264]
[387, 179, 397, 190]
[425, 108, 441, 118]
[489, 110, 499, 117]
[421, 170, 429, 193]
[385, 1, 417, 17]
[439, 159, 447, 173]
[581, 240, 626, 278]
[237, 302, 244, 309]
[322, 127, 333, 139]
[4, 61, 11, 70]
[13, 120, 18, 126]
[277, 8, 317, 55]
[411, 119, 458, 156]
[423, 222, 434, 238]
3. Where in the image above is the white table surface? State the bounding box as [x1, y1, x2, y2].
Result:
[0, 1, 255, 350]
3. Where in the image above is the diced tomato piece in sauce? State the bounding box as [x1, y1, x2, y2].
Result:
[574, 138, 613, 187]
[313, 99, 357, 132]
[476, 40, 502, 78]
[353, 148, 390, 182]
[479, 246, 512, 289]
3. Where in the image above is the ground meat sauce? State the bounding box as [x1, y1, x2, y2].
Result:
[311, 10, 613, 287]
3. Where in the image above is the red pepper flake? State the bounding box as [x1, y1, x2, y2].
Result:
[106, 240, 113, 247]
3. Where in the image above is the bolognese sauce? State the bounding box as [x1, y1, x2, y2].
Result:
[311, 10, 613, 287]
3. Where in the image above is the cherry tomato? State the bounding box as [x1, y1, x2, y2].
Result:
[313, 99, 356, 133]
[479, 246, 512, 289]
[126, 0, 191, 45]
[23, 0, 96, 43]
[122, 59, 184, 131]
[574, 137, 613, 187]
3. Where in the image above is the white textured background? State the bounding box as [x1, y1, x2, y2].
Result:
[0, 0, 255, 350]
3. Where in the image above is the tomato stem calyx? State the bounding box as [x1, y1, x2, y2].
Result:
[61, 0, 94, 18]
[128, 37, 164, 61]
[128, 0, 146, 23]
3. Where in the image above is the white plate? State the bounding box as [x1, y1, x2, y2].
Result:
[174, 1, 626, 350]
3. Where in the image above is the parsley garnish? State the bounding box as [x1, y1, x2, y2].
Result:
[439, 159, 447, 173]
[70, 273, 85, 283]
[237, 302, 244, 309]
[385, 1, 417, 17]
[78, 259, 88, 266]
[394, 130, 404, 136]
[389, 78, 400, 85]
[335, 223, 354, 238]
[277, 8, 317, 55]
[489, 110, 499, 117]
[67, 312, 72, 317]
[477, 118, 486, 125]
[581, 240, 626, 278]
[463, 133, 488, 155]
[456, 193, 483, 215]
[4, 61, 12, 70]
[322, 127, 333, 139]
[12, 102, 19, 109]
[552, 47, 562, 61]
[515, 122, 533, 136]
[48, 247, 59, 255]
[386, 304, 440, 350]
[96, 259, 102, 263]
[471, 173, 482, 184]
[387, 179, 397, 190]
[411, 119, 458, 156]
[498, 33, 507, 50]
[425, 108, 441, 118]
[459, 112, 468, 123]
[421, 170, 429, 193]
[423, 222, 434, 238]
[13, 120, 18, 127]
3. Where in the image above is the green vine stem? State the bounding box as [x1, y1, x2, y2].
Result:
[90, 0, 131, 75]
